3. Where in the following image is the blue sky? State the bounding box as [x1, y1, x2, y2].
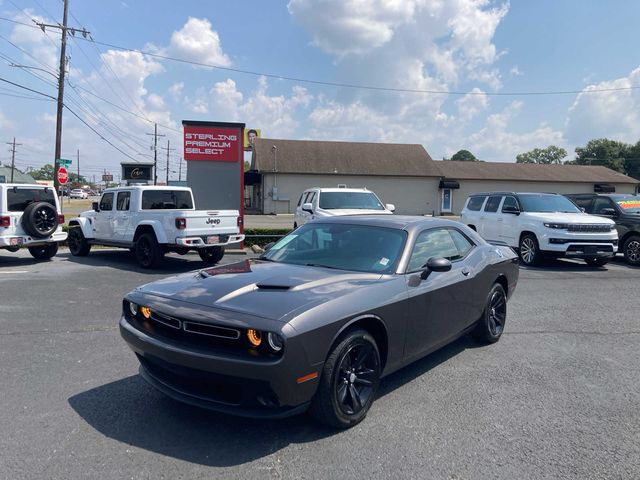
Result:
[1, 0, 639, 182]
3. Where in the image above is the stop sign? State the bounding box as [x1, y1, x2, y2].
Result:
[57, 166, 68, 185]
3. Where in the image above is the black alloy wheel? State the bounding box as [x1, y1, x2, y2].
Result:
[519, 233, 540, 266]
[28, 243, 58, 260]
[68, 227, 91, 256]
[473, 283, 507, 344]
[310, 330, 381, 428]
[22, 202, 58, 238]
[198, 246, 225, 264]
[135, 233, 163, 269]
[623, 235, 640, 266]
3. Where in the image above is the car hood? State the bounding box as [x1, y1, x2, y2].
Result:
[135, 260, 383, 321]
[523, 212, 615, 224]
[316, 208, 393, 216]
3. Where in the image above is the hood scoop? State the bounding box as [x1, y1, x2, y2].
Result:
[256, 283, 291, 290]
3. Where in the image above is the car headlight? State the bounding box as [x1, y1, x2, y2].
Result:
[267, 332, 284, 352]
[129, 302, 138, 316]
[544, 222, 569, 229]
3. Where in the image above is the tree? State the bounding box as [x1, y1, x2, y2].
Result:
[624, 141, 640, 180]
[516, 145, 567, 164]
[572, 138, 630, 173]
[30, 164, 54, 180]
[451, 149, 477, 161]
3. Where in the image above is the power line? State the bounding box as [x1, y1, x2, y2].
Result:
[1, 15, 638, 97]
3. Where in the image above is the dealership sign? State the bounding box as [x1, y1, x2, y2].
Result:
[183, 125, 240, 162]
[122, 164, 152, 181]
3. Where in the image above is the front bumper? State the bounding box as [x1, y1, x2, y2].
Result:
[119, 315, 318, 418]
[174, 234, 245, 248]
[0, 229, 67, 247]
[538, 230, 617, 258]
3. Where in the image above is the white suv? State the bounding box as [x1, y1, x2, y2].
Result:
[0, 183, 67, 260]
[293, 187, 395, 228]
[460, 192, 617, 266]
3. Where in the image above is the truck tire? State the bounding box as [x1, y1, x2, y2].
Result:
[28, 243, 58, 260]
[68, 227, 91, 256]
[22, 202, 58, 239]
[135, 232, 164, 269]
[198, 246, 225, 264]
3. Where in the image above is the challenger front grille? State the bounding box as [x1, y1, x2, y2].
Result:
[567, 224, 612, 233]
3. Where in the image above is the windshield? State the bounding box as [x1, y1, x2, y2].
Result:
[318, 191, 385, 210]
[519, 194, 580, 213]
[612, 195, 640, 213]
[262, 223, 406, 273]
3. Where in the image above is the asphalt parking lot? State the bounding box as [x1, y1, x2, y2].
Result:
[1, 249, 638, 479]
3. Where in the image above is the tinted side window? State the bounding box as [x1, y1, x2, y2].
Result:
[466, 196, 486, 211]
[449, 229, 474, 257]
[593, 197, 615, 214]
[484, 196, 502, 213]
[297, 193, 305, 207]
[99, 193, 114, 211]
[502, 196, 518, 212]
[570, 196, 593, 212]
[7, 188, 56, 212]
[307, 192, 316, 205]
[116, 191, 131, 211]
[408, 228, 463, 272]
[141, 190, 193, 210]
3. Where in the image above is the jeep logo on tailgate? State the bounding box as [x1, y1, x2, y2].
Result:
[206, 218, 221, 225]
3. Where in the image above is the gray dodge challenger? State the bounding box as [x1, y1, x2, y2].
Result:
[120, 216, 519, 428]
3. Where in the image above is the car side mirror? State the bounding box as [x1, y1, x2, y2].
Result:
[580, 207, 586, 212]
[502, 205, 520, 215]
[600, 208, 617, 216]
[386, 203, 395, 212]
[302, 202, 313, 213]
[420, 257, 452, 280]
[92, 201, 100, 212]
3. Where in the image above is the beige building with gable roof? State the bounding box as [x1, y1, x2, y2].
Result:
[246, 138, 639, 215]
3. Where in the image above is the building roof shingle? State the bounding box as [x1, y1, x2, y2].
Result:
[436, 160, 638, 184]
[251, 138, 441, 177]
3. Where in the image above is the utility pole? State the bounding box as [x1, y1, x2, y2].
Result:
[6, 138, 22, 183]
[77, 149, 80, 182]
[160, 140, 175, 185]
[34, 0, 90, 190]
[178, 157, 183, 182]
[146, 123, 165, 185]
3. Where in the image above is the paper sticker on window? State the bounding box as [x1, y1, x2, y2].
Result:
[379, 257, 389, 266]
[618, 200, 640, 209]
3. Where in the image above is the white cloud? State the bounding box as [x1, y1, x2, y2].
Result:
[168, 17, 231, 67]
[168, 82, 184, 100]
[456, 88, 488, 122]
[566, 66, 640, 144]
[467, 101, 566, 161]
[0, 109, 10, 129]
[210, 77, 312, 137]
[10, 9, 59, 73]
[509, 66, 523, 77]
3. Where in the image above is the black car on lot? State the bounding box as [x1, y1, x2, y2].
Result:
[566, 193, 640, 265]
[119, 216, 519, 428]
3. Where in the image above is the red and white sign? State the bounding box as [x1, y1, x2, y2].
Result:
[57, 166, 68, 185]
[183, 125, 240, 162]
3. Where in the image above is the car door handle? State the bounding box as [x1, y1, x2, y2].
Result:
[461, 268, 471, 276]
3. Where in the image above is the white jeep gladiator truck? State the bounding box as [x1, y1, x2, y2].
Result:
[0, 183, 67, 260]
[67, 186, 244, 268]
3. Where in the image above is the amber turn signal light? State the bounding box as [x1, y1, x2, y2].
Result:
[246, 329, 262, 347]
[140, 306, 151, 319]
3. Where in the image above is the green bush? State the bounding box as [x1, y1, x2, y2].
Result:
[243, 228, 291, 247]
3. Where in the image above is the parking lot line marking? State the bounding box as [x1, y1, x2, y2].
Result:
[0, 270, 29, 274]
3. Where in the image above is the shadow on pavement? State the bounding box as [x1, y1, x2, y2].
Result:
[69, 336, 477, 466]
[61, 250, 251, 275]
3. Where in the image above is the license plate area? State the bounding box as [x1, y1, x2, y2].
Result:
[206, 235, 219, 244]
[585, 246, 597, 255]
[10, 237, 23, 246]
